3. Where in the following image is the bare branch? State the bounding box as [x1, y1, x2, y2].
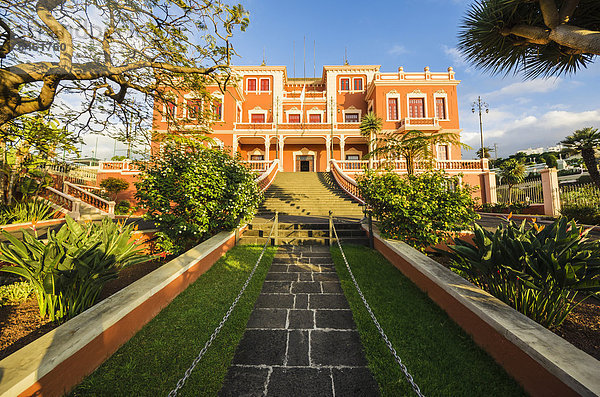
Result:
[559, 0, 580, 24]
[538, 0, 560, 29]
[36, 0, 73, 69]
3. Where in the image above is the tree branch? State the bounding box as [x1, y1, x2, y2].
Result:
[549, 24, 600, 55]
[0, 18, 11, 58]
[502, 24, 552, 45]
[559, 0, 580, 24]
[36, 0, 73, 70]
[538, 0, 560, 29]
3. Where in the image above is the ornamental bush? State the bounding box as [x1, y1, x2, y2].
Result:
[357, 170, 478, 250]
[135, 144, 261, 254]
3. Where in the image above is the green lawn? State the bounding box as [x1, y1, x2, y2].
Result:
[71, 245, 275, 397]
[330, 244, 526, 397]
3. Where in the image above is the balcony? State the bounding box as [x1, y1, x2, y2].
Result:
[234, 123, 274, 130]
[397, 117, 441, 132]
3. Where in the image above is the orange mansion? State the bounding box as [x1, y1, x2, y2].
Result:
[151, 64, 495, 202]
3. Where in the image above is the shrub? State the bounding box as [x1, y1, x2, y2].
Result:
[100, 177, 129, 201]
[357, 170, 479, 250]
[0, 281, 33, 305]
[0, 217, 148, 321]
[441, 217, 600, 329]
[0, 198, 57, 225]
[480, 202, 530, 214]
[115, 200, 132, 215]
[135, 144, 261, 255]
[560, 204, 600, 224]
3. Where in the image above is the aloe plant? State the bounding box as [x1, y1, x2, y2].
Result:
[0, 217, 149, 321]
[441, 217, 600, 329]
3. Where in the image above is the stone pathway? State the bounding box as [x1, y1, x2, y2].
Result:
[219, 245, 379, 396]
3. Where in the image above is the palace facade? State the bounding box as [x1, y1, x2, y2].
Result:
[151, 64, 468, 171]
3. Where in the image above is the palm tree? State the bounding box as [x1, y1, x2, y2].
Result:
[476, 146, 492, 159]
[368, 130, 468, 176]
[561, 127, 600, 188]
[359, 112, 382, 170]
[498, 159, 525, 203]
[458, 0, 600, 79]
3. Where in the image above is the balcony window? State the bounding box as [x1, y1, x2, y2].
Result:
[250, 154, 264, 161]
[344, 112, 360, 123]
[166, 102, 177, 119]
[436, 97, 447, 119]
[250, 113, 266, 123]
[438, 144, 449, 160]
[340, 78, 350, 91]
[309, 114, 322, 123]
[247, 78, 257, 91]
[260, 78, 270, 91]
[409, 98, 425, 118]
[346, 154, 360, 161]
[187, 99, 202, 120]
[388, 98, 398, 120]
[353, 78, 363, 91]
[288, 114, 300, 123]
[213, 101, 223, 121]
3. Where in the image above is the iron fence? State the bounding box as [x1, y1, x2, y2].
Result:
[496, 178, 543, 204]
[560, 183, 600, 207]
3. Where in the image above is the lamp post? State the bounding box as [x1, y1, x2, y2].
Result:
[472, 96, 489, 166]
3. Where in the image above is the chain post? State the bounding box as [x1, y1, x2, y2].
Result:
[274, 211, 279, 246]
[328, 210, 333, 246]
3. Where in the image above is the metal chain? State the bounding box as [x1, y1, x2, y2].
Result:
[332, 222, 425, 397]
[167, 217, 278, 397]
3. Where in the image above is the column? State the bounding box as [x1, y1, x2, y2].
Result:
[264, 135, 270, 162]
[232, 134, 238, 156]
[325, 136, 331, 171]
[541, 168, 561, 216]
[340, 136, 345, 161]
[278, 136, 284, 171]
[481, 171, 497, 205]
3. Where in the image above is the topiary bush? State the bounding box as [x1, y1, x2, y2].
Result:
[441, 217, 600, 329]
[135, 143, 261, 255]
[115, 200, 132, 215]
[357, 170, 479, 250]
[100, 177, 129, 201]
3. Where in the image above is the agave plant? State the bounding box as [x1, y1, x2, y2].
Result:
[0, 217, 149, 321]
[441, 217, 600, 329]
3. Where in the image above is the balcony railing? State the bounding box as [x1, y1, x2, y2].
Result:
[278, 123, 331, 130]
[64, 182, 115, 217]
[255, 160, 280, 193]
[330, 160, 364, 204]
[335, 158, 489, 173]
[398, 117, 440, 131]
[234, 123, 273, 130]
[241, 160, 271, 173]
[99, 160, 142, 172]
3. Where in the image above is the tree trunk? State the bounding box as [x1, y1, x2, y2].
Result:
[581, 148, 600, 189]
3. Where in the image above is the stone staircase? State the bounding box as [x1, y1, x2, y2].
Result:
[257, 172, 364, 219]
[240, 172, 369, 246]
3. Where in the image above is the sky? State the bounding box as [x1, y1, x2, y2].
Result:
[82, 0, 600, 160]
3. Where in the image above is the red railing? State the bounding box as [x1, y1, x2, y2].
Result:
[255, 160, 280, 193]
[99, 160, 142, 172]
[330, 160, 364, 204]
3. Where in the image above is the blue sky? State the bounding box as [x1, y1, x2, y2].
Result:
[82, 0, 600, 159]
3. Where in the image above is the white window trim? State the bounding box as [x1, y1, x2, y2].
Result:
[436, 143, 451, 161]
[433, 93, 449, 121]
[259, 78, 272, 94]
[249, 148, 265, 160]
[352, 77, 364, 92]
[212, 93, 224, 122]
[161, 95, 178, 122]
[286, 109, 302, 123]
[292, 148, 317, 172]
[236, 102, 243, 122]
[386, 92, 401, 121]
[246, 77, 258, 93]
[345, 147, 363, 160]
[339, 77, 351, 92]
[406, 93, 428, 119]
[306, 108, 325, 123]
[342, 109, 362, 123]
[248, 109, 268, 123]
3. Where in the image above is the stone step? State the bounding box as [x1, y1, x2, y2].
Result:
[247, 223, 364, 231]
[238, 236, 370, 246]
[243, 229, 367, 238]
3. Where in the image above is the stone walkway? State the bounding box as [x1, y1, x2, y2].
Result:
[219, 245, 379, 396]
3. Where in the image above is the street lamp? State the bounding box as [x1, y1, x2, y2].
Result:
[472, 96, 489, 163]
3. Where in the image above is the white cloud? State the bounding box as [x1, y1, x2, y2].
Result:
[442, 45, 467, 68]
[484, 78, 561, 99]
[388, 45, 408, 56]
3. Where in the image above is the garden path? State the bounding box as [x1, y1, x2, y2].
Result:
[219, 245, 379, 396]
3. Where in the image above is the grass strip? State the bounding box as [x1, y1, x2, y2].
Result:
[331, 244, 526, 397]
[71, 244, 275, 397]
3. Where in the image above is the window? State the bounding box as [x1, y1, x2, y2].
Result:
[340, 78, 350, 91]
[166, 102, 177, 119]
[250, 154, 264, 161]
[213, 101, 223, 120]
[353, 78, 363, 91]
[438, 145, 449, 161]
[388, 98, 398, 120]
[344, 112, 359, 123]
[409, 98, 425, 118]
[346, 154, 360, 161]
[309, 114, 322, 123]
[251, 113, 265, 123]
[288, 114, 301, 123]
[260, 78, 270, 91]
[187, 99, 202, 119]
[247, 78, 257, 91]
[436, 98, 447, 119]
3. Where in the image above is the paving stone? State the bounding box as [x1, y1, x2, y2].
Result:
[262, 281, 292, 293]
[315, 310, 355, 330]
[266, 272, 298, 281]
[219, 366, 269, 397]
[267, 368, 333, 397]
[311, 330, 368, 366]
[321, 281, 343, 293]
[318, 265, 335, 272]
[332, 367, 380, 396]
[298, 272, 314, 281]
[294, 293, 308, 309]
[255, 293, 295, 309]
[269, 264, 289, 272]
[247, 308, 288, 329]
[309, 294, 350, 309]
[286, 330, 309, 366]
[288, 309, 314, 329]
[313, 272, 338, 281]
[232, 329, 287, 365]
[291, 281, 322, 294]
[288, 263, 319, 272]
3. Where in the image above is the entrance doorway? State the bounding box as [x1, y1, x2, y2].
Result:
[296, 155, 314, 172]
